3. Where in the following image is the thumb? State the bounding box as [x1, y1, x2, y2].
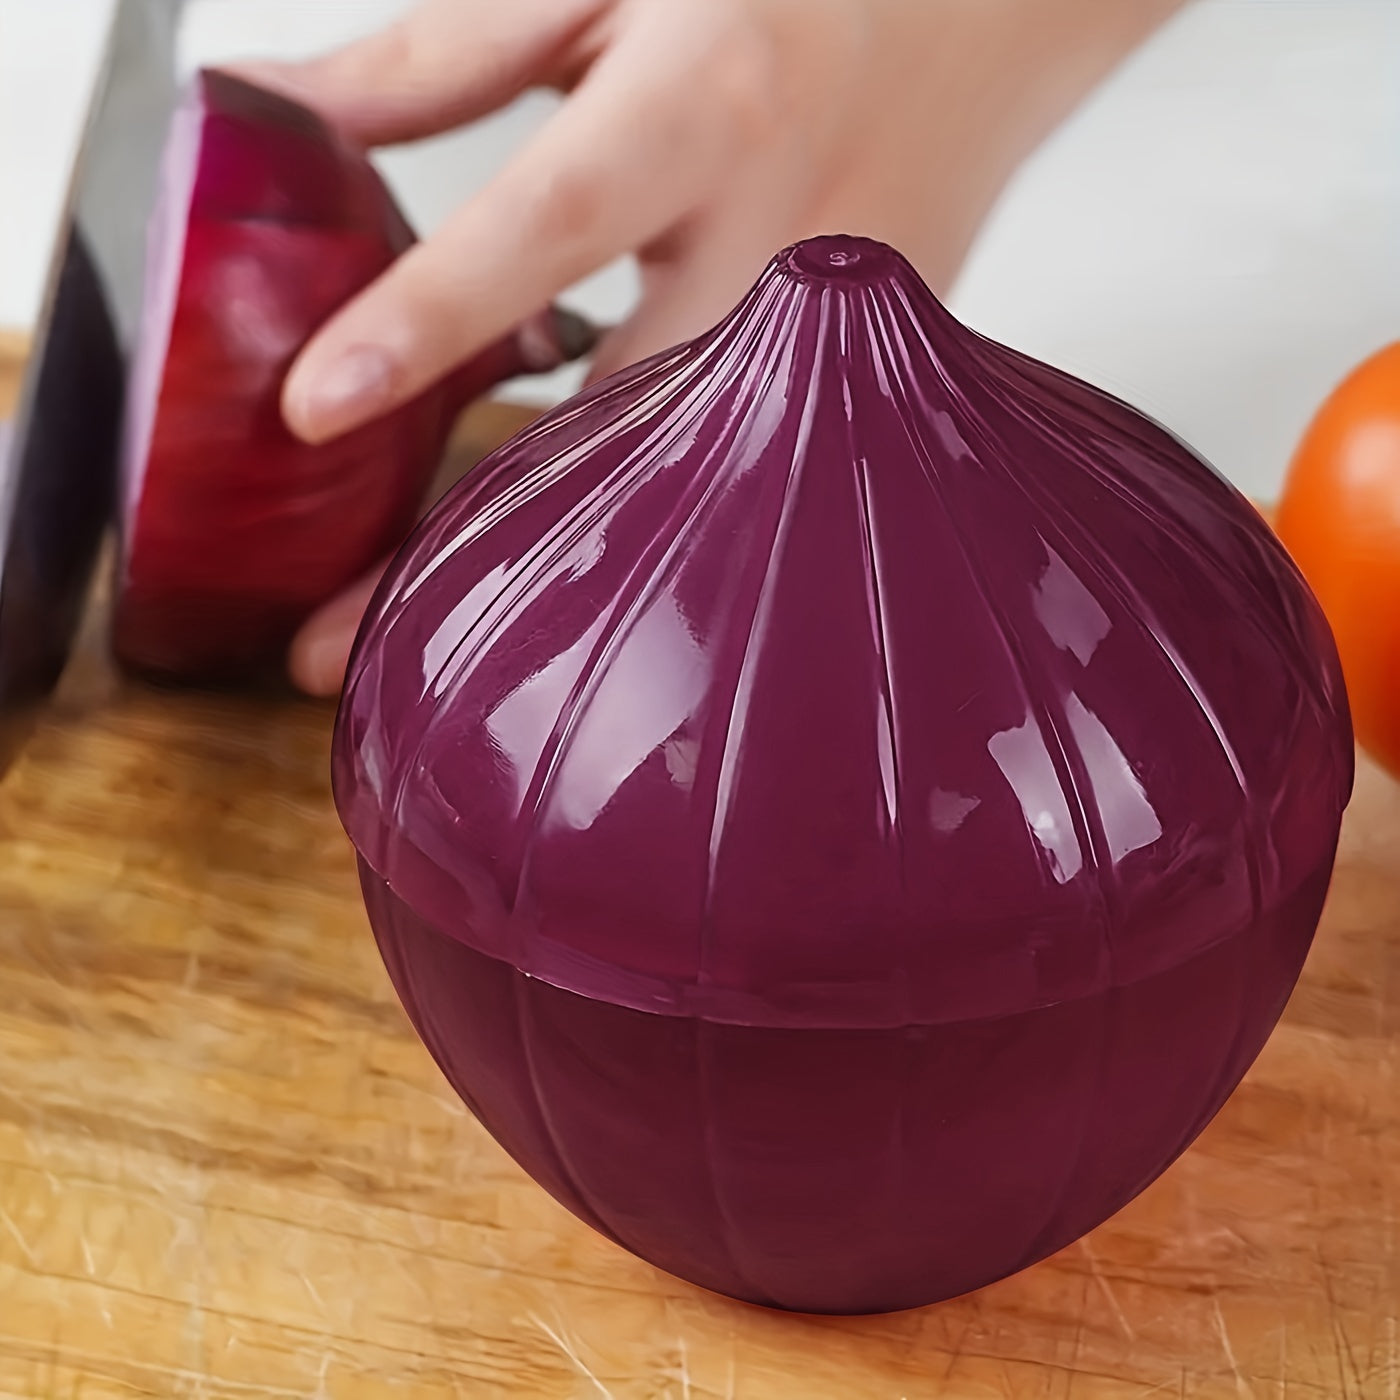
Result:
[288, 561, 388, 697]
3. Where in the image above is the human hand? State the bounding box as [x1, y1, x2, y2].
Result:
[236, 0, 1187, 695]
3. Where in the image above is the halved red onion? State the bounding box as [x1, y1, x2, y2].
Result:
[115, 70, 592, 683]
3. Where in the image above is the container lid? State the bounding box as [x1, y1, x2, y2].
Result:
[0, 0, 180, 775]
[335, 236, 1352, 1031]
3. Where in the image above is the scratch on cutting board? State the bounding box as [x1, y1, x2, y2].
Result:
[0, 1204, 37, 1266]
[84, 1230, 113, 1330]
[1316, 1244, 1364, 1398]
[310, 1350, 332, 1400]
[529, 1312, 615, 1399]
[1385, 1314, 1397, 1400]
[1079, 1239, 1136, 1342]
[675, 1333, 692, 1400]
[1062, 1266, 1092, 1399]
[939, 1303, 976, 1386]
[1211, 1295, 1255, 1400]
[1133, 1374, 1181, 1398]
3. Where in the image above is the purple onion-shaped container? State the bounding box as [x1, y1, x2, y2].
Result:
[333, 236, 1352, 1314]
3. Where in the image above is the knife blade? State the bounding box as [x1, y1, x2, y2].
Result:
[0, 0, 183, 776]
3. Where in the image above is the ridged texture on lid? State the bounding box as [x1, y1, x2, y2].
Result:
[333, 235, 1352, 1029]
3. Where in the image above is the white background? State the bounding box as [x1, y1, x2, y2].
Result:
[1, 0, 1396, 500]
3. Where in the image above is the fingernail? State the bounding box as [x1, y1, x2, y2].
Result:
[289, 345, 394, 443]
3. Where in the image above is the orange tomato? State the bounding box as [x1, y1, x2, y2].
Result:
[1275, 341, 1400, 778]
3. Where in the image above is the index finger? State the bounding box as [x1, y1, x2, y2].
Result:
[282, 30, 736, 444]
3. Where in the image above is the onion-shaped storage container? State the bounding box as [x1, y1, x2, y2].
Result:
[333, 236, 1352, 1314]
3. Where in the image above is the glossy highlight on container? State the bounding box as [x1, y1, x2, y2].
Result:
[334, 235, 1353, 1314]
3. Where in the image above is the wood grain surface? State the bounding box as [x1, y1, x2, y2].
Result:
[0, 340, 1396, 1398]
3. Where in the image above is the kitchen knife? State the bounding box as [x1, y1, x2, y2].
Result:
[0, 0, 599, 778]
[0, 0, 181, 776]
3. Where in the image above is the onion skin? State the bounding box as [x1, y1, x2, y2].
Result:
[334, 236, 1353, 1313]
[114, 71, 589, 684]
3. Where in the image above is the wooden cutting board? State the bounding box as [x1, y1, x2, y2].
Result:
[0, 338, 1396, 1399]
